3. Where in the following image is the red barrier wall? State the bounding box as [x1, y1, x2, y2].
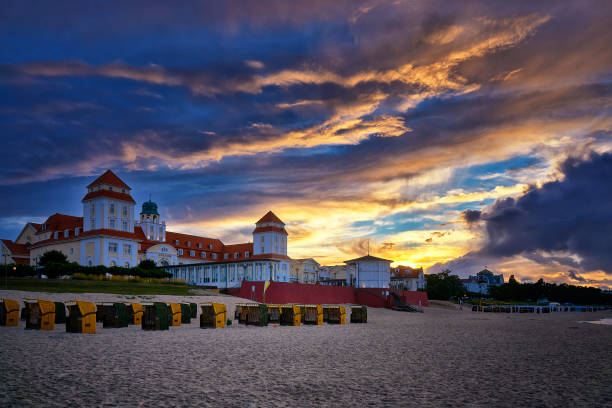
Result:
[230, 281, 429, 308]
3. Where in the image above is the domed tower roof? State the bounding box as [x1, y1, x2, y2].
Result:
[141, 199, 159, 215]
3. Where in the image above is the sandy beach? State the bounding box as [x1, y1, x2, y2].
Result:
[1, 290, 611, 407]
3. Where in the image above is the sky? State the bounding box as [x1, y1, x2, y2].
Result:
[0, 1, 611, 288]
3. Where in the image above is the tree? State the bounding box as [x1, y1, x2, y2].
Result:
[138, 259, 157, 270]
[425, 269, 466, 300]
[39, 250, 68, 266]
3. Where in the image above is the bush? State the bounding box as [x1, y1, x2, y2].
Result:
[0, 263, 36, 277]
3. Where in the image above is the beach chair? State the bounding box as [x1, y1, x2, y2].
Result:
[142, 302, 169, 330]
[101, 302, 129, 328]
[128, 303, 143, 325]
[245, 303, 269, 327]
[66, 300, 96, 334]
[54, 302, 67, 324]
[280, 304, 301, 326]
[267, 304, 281, 323]
[24, 299, 55, 330]
[189, 303, 198, 319]
[350, 305, 367, 323]
[180, 303, 192, 324]
[322, 305, 330, 323]
[168, 303, 182, 326]
[0, 299, 20, 327]
[303, 305, 323, 325]
[199, 302, 227, 328]
[327, 306, 346, 325]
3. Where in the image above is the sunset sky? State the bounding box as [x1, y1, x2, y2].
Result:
[1, 1, 610, 288]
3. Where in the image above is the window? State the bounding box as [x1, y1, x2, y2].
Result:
[244, 251, 250, 258]
[124, 262, 129, 268]
[64, 229, 69, 238]
[209, 244, 213, 250]
[108, 242, 118, 253]
[224, 253, 229, 259]
[88, 259, 93, 266]
[109, 186, 113, 191]
[161, 247, 168, 253]
[109, 219, 115, 229]
[187, 241, 191, 247]
[42, 223, 47, 231]
[234, 252, 239, 259]
[110, 260, 116, 266]
[212, 253, 217, 260]
[198, 242, 202, 249]
[110, 203, 115, 214]
[178, 249, 183, 255]
[201, 252, 206, 258]
[69, 248, 74, 254]
[53, 231, 58, 239]
[190, 250, 195, 257]
[121, 189, 126, 194]
[122, 206, 128, 217]
[260, 236, 265, 253]
[123, 221, 128, 231]
[90, 204, 95, 217]
[90, 219, 95, 229]
[75, 227, 80, 236]
[123, 244, 131, 255]
[174, 240, 179, 245]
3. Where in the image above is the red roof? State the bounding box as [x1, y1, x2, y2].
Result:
[252, 226, 288, 235]
[1, 239, 30, 255]
[39, 213, 83, 233]
[256, 211, 284, 225]
[165, 231, 225, 252]
[81, 190, 136, 203]
[391, 266, 422, 279]
[31, 227, 146, 248]
[87, 170, 131, 189]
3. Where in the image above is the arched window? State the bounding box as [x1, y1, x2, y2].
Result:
[160, 259, 169, 266]
[124, 262, 129, 268]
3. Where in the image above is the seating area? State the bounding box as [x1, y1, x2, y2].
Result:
[0, 298, 365, 333]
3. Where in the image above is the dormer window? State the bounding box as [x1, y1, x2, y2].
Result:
[198, 243, 202, 249]
[121, 189, 126, 193]
[209, 244, 213, 250]
[109, 186, 113, 191]
[174, 240, 179, 245]
[224, 253, 229, 259]
[187, 241, 191, 247]
[245, 251, 250, 258]
[190, 250, 195, 257]
[178, 249, 183, 255]
[234, 252, 239, 259]
[64, 229, 69, 238]
[212, 253, 217, 260]
[201, 252, 206, 258]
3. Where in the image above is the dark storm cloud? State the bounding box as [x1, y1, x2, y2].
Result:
[568, 270, 586, 282]
[462, 210, 482, 224]
[477, 152, 612, 273]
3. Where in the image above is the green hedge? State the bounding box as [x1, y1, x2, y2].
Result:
[1, 262, 171, 279]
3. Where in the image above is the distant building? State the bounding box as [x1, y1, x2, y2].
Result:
[461, 269, 504, 295]
[289, 258, 320, 283]
[344, 255, 392, 288]
[318, 265, 351, 286]
[0, 170, 293, 284]
[390, 266, 426, 291]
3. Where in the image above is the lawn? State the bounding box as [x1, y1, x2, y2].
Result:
[0, 278, 194, 296]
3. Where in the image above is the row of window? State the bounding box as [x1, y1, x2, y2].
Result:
[175, 249, 250, 259]
[174, 240, 214, 250]
[53, 228, 80, 240]
[89, 203, 129, 220]
[108, 242, 132, 255]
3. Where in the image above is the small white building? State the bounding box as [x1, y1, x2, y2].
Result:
[344, 255, 392, 288]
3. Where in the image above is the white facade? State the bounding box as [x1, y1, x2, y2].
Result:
[345, 255, 392, 288]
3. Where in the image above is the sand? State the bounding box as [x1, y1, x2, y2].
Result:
[1, 290, 611, 407]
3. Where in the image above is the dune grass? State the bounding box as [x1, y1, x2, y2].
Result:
[0, 277, 193, 296]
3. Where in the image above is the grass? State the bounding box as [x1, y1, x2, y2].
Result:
[0, 277, 194, 296]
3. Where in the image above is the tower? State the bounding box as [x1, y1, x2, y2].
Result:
[136, 197, 165, 242]
[82, 170, 135, 232]
[252, 211, 288, 256]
